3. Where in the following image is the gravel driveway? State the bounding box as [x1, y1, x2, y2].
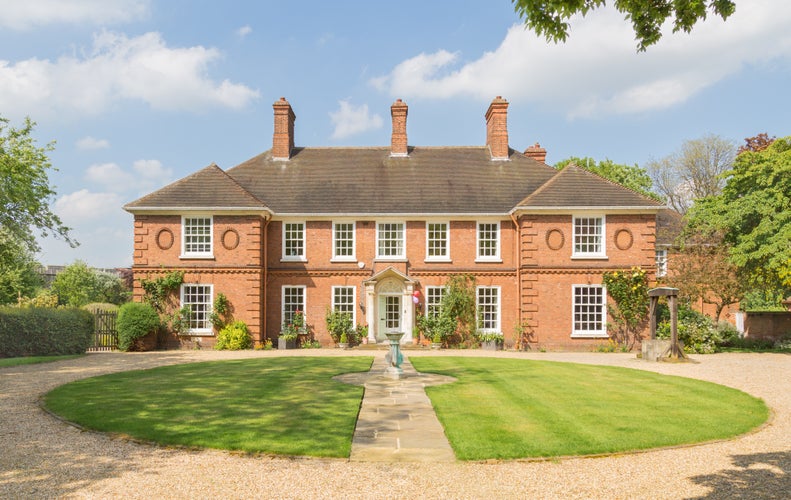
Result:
[1, 350, 789, 499]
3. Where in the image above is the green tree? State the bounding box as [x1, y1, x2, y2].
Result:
[646, 134, 736, 214]
[0, 229, 42, 304]
[0, 116, 75, 256]
[554, 156, 661, 200]
[51, 261, 98, 307]
[511, 0, 736, 51]
[687, 137, 791, 291]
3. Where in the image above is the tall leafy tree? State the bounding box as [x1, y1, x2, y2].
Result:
[0, 116, 75, 256]
[0, 228, 42, 304]
[511, 0, 736, 51]
[52, 261, 99, 307]
[687, 137, 791, 290]
[554, 156, 661, 201]
[646, 134, 736, 214]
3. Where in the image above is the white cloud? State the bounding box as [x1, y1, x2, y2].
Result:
[329, 100, 383, 139]
[0, 0, 149, 30]
[76, 136, 110, 150]
[372, 1, 791, 118]
[236, 25, 252, 37]
[85, 159, 172, 194]
[55, 189, 123, 220]
[0, 30, 260, 120]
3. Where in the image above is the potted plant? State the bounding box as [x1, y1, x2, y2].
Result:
[356, 324, 369, 344]
[431, 332, 443, 349]
[325, 308, 353, 348]
[279, 310, 305, 349]
[478, 332, 504, 351]
[338, 332, 349, 349]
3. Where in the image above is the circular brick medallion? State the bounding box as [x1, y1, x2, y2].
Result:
[222, 229, 240, 250]
[156, 228, 174, 250]
[546, 228, 565, 250]
[615, 228, 634, 250]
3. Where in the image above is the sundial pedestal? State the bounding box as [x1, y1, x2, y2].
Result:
[384, 331, 405, 379]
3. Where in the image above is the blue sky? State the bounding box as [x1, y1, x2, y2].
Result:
[1, 0, 789, 268]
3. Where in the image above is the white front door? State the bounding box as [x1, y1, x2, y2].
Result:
[377, 295, 402, 341]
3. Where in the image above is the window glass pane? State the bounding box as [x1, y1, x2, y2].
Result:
[283, 287, 305, 325]
[284, 223, 304, 257]
[378, 223, 404, 257]
[182, 284, 212, 331]
[573, 286, 604, 333]
[333, 286, 355, 318]
[477, 287, 499, 331]
[574, 217, 602, 254]
[184, 217, 212, 254]
[478, 223, 498, 257]
[425, 286, 446, 317]
[427, 223, 448, 258]
[334, 223, 354, 257]
[656, 249, 668, 277]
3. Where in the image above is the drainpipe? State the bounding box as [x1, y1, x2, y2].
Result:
[509, 212, 522, 332]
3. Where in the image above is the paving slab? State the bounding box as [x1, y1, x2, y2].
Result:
[334, 354, 457, 462]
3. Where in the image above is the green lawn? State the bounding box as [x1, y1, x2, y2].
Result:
[0, 354, 84, 368]
[44, 357, 372, 457]
[410, 357, 769, 460]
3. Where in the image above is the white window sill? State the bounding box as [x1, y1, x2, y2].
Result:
[571, 255, 608, 260]
[475, 258, 503, 263]
[187, 330, 215, 337]
[425, 258, 452, 263]
[570, 332, 609, 338]
[281, 257, 307, 263]
[330, 257, 357, 263]
[180, 254, 215, 260]
[375, 257, 407, 262]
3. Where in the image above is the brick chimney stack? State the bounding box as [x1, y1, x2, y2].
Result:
[524, 143, 547, 163]
[485, 96, 509, 161]
[272, 97, 296, 160]
[390, 99, 408, 157]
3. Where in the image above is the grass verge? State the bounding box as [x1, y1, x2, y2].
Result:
[410, 357, 769, 460]
[44, 356, 372, 457]
[0, 354, 84, 368]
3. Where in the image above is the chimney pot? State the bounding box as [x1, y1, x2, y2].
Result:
[272, 97, 296, 160]
[390, 99, 408, 157]
[524, 142, 547, 163]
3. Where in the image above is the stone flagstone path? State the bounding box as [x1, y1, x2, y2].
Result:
[334, 354, 457, 462]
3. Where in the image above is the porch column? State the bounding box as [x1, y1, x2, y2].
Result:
[365, 282, 376, 342]
[404, 283, 414, 343]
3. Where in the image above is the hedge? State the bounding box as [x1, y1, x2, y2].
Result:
[117, 302, 160, 351]
[0, 307, 94, 358]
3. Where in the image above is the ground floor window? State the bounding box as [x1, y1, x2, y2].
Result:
[476, 286, 500, 332]
[332, 286, 355, 323]
[572, 285, 606, 337]
[180, 284, 213, 335]
[282, 286, 305, 327]
[425, 286, 446, 317]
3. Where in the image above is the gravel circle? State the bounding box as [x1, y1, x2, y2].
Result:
[1, 349, 789, 499]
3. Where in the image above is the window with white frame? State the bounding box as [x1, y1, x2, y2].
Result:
[573, 216, 605, 257]
[180, 284, 213, 334]
[425, 286, 446, 318]
[426, 222, 449, 260]
[332, 222, 355, 260]
[332, 286, 355, 323]
[282, 222, 305, 260]
[377, 222, 405, 259]
[282, 286, 305, 327]
[476, 286, 500, 332]
[656, 249, 668, 277]
[572, 285, 606, 337]
[477, 222, 500, 260]
[182, 216, 213, 257]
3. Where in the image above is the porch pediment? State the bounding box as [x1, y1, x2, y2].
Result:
[363, 266, 417, 286]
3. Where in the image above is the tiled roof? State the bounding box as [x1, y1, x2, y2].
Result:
[516, 164, 665, 209]
[124, 164, 268, 210]
[656, 208, 685, 246]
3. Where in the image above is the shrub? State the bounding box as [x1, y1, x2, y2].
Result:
[117, 302, 160, 352]
[657, 304, 722, 354]
[0, 307, 93, 357]
[215, 321, 252, 350]
[774, 334, 791, 350]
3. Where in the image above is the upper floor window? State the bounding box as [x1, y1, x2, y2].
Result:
[377, 222, 405, 259]
[283, 222, 305, 261]
[477, 222, 500, 261]
[182, 216, 213, 257]
[656, 249, 668, 277]
[573, 216, 605, 258]
[180, 284, 213, 335]
[476, 286, 500, 332]
[426, 222, 449, 261]
[332, 222, 355, 261]
[571, 285, 606, 337]
[425, 286, 446, 318]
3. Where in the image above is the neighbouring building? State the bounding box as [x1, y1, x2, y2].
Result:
[124, 96, 664, 349]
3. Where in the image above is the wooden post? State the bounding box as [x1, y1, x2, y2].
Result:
[647, 287, 686, 361]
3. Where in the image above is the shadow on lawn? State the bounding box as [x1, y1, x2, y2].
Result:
[687, 450, 791, 499]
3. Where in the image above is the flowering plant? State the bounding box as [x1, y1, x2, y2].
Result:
[280, 310, 306, 341]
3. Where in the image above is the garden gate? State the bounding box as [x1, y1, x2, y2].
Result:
[89, 310, 118, 351]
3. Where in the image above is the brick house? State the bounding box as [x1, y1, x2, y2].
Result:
[124, 96, 664, 349]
